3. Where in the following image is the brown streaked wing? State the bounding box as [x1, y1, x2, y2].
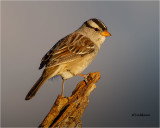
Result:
[40, 33, 95, 68]
[39, 37, 68, 69]
[67, 33, 95, 54]
[46, 49, 79, 67]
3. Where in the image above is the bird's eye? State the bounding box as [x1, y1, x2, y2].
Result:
[94, 28, 99, 31]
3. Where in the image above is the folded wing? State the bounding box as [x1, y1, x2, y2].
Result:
[39, 33, 95, 69]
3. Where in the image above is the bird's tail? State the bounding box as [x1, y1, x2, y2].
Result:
[25, 76, 48, 100]
[25, 66, 59, 100]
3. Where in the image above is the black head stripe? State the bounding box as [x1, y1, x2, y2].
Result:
[91, 18, 107, 31]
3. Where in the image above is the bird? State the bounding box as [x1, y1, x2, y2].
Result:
[25, 18, 111, 100]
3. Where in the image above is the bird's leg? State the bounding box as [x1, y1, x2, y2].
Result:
[67, 70, 88, 82]
[77, 73, 88, 83]
[61, 79, 65, 97]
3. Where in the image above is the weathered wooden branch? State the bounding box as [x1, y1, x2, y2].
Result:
[39, 72, 101, 128]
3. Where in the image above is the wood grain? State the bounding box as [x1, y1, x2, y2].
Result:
[39, 72, 101, 128]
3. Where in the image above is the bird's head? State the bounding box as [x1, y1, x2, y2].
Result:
[77, 18, 111, 46]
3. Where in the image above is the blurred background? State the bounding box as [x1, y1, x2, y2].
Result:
[1, 1, 159, 127]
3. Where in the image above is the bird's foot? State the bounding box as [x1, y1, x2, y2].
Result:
[77, 73, 88, 84]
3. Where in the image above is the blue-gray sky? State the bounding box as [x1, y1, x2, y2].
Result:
[1, 1, 159, 127]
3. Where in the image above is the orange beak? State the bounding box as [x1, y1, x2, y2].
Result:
[101, 30, 111, 37]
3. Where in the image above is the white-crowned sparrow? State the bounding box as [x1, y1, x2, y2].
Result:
[25, 18, 111, 100]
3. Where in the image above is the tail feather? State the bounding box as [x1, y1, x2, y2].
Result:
[25, 66, 59, 100]
[25, 76, 47, 100]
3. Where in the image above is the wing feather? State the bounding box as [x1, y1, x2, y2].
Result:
[39, 33, 96, 69]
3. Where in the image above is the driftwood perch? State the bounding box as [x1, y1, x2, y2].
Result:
[39, 72, 101, 128]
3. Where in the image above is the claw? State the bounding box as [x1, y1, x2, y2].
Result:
[77, 73, 88, 84]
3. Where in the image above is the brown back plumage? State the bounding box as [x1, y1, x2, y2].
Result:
[39, 32, 95, 69]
